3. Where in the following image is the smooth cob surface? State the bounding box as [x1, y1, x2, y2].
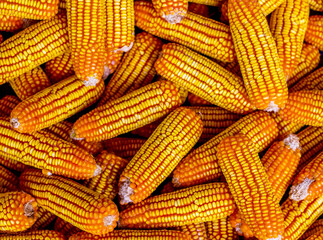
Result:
[309, 0, 323, 10]
[0, 117, 99, 179]
[0, 165, 19, 193]
[205, 218, 239, 240]
[305, 15, 323, 50]
[119, 107, 203, 204]
[135, 0, 235, 62]
[290, 66, 323, 93]
[10, 75, 104, 133]
[152, 0, 188, 23]
[0, 14, 69, 84]
[0, 191, 37, 232]
[155, 43, 255, 114]
[0, 230, 66, 240]
[54, 218, 80, 238]
[217, 133, 284, 240]
[299, 219, 323, 240]
[175, 222, 207, 240]
[229, 0, 288, 111]
[0, 15, 23, 32]
[119, 182, 236, 228]
[0, 95, 20, 117]
[71, 80, 182, 142]
[19, 168, 119, 235]
[30, 206, 56, 230]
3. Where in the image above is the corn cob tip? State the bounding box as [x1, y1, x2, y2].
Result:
[163, 12, 185, 24]
[10, 117, 20, 129]
[83, 75, 101, 87]
[117, 42, 134, 53]
[24, 200, 36, 218]
[103, 65, 111, 80]
[119, 178, 134, 204]
[289, 177, 315, 201]
[93, 164, 102, 177]
[265, 101, 280, 113]
[283, 134, 300, 152]
[70, 129, 84, 141]
[104, 214, 117, 227]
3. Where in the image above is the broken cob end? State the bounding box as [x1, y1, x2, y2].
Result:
[283, 134, 301, 152]
[289, 177, 315, 201]
[119, 177, 134, 205]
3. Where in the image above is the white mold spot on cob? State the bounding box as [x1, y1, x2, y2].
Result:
[119, 178, 134, 204]
[10, 118, 20, 129]
[117, 42, 134, 53]
[283, 134, 300, 151]
[70, 129, 84, 141]
[265, 101, 280, 113]
[93, 164, 102, 177]
[83, 75, 100, 87]
[289, 177, 315, 201]
[103, 214, 117, 227]
[163, 12, 185, 24]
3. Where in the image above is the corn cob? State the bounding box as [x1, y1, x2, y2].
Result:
[309, 0, 323, 10]
[205, 218, 239, 240]
[287, 44, 320, 88]
[54, 218, 80, 238]
[0, 14, 68, 84]
[10, 75, 104, 133]
[281, 195, 323, 240]
[98, 32, 162, 106]
[290, 66, 323, 93]
[19, 168, 119, 235]
[119, 107, 203, 204]
[152, 0, 188, 24]
[44, 50, 75, 84]
[161, 181, 176, 194]
[9, 67, 51, 101]
[172, 111, 278, 188]
[300, 219, 323, 240]
[0, 15, 23, 32]
[175, 222, 207, 240]
[187, 93, 213, 106]
[229, 0, 288, 111]
[279, 90, 323, 127]
[103, 51, 124, 79]
[0, 191, 37, 232]
[155, 43, 255, 114]
[217, 133, 284, 240]
[135, 1, 234, 62]
[131, 118, 163, 138]
[84, 151, 128, 200]
[188, 3, 209, 17]
[305, 232, 323, 240]
[0, 156, 26, 172]
[0, 117, 99, 179]
[305, 15, 323, 51]
[269, 0, 309, 79]
[0, 165, 19, 193]
[30, 206, 56, 230]
[189, 0, 223, 6]
[106, 0, 134, 53]
[0, 34, 2, 44]
[71, 81, 182, 142]
[220, 0, 229, 23]
[216, 59, 242, 77]
[119, 182, 235, 228]
[0, 95, 20, 117]
[0, 230, 66, 240]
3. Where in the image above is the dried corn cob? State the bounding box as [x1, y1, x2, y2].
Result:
[10, 75, 104, 133]
[0, 14, 69, 84]
[98, 32, 162, 106]
[0, 165, 19, 193]
[216, 59, 242, 77]
[287, 44, 320, 88]
[205, 218, 239, 240]
[306, 232, 323, 240]
[54, 218, 80, 238]
[152, 0, 188, 23]
[217, 134, 284, 240]
[290, 66, 323, 93]
[84, 151, 128, 200]
[309, 0, 323, 10]
[0, 0, 59, 20]
[9, 67, 51, 100]
[0, 117, 99, 179]
[131, 118, 165, 138]
[119, 107, 203, 204]
[0, 95, 20, 117]
[44, 50, 75, 84]
[66, 0, 106, 86]
[270, 0, 309, 79]
[135, 1, 234, 62]
[19, 168, 119, 235]
[0, 156, 26, 172]
[187, 93, 213, 106]
[103, 51, 124, 78]
[71, 81, 182, 142]
[175, 222, 207, 240]
[220, 0, 229, 23]
[0, 191, 37, 232]
[119, 182, 235, 228]
[155, 43, 255, 114]
[279, 90, 323, 127]
[188, 3, 209, 17]
[0, 230, 66, 240]
[30, 206, 56, 230]
[305, 15, 323, 51]
[229, 0, 288, 111]
[172, 111, 278, 188]
[300, 219, 323, 240]
[189, 0, 223, 6]
[0, 15, 23, 32]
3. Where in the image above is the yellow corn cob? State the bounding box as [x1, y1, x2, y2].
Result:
[152, 0, 188, 24]
[217, 133, 284, 240]
[71, 81, 182, 142]
[30, 206, 56, 230]
[106, 0, 134, 53]
[66, 0, 106, 86]
[0, 117, 99, 179]
[172, 111, 278, 188]
[102, 137, 146, 160]
[0, 165, 19, 193]
[205, 218, 239, 240]
[59, 0, 67, 9]
[229, 0, 288, 111]
[189, 0, 223, 6]
[287, 44, 320, 88]
[175, 222, 207, 240]
[259, 0, 286, 15]
[54, 218, 80, 238]
[118, 107, 203, 204]
[9, 67, 51, 100]
[300, 219, 323, 240]
[187, 93, 213, 106]
[103, 51, 124, 78]
[98, 32, 162, 106]
[281, 195, 323, 240]
[19, 168, 119, 235]
[0, 191, 37, 232]
[0, 0, 59, 20]
[309, 0, 323, 10]
[188, 3, 209, 17]
[10, 75, 104, 133]
[305, 232, 323, 240]
[84, 151, 128, 200]
[290, 66, 323, 93]
[155, 43, 255, 114]
[135, 1, 234, 62]
[44, 50, 75, 84]
[0, 15, 23, 32]
[0, 95, 20, 117]
[279, 90, 323, 127]
[0, 14, 68, 84]
[0, 230, 65, 240]
[119, 182, 236, 228]
[269, 0, 309, 79]
[0, 156, 26, 172]
[305, 15, 323, 51]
